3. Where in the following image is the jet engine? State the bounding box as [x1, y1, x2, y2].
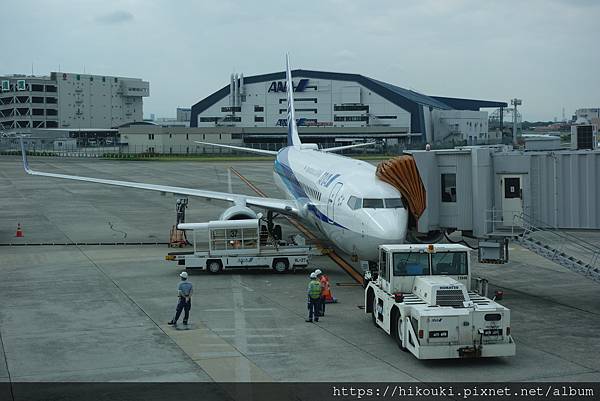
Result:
[219, 205, 258, 220]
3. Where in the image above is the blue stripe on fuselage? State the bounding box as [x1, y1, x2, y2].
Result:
[275, 148, 347, 230]
[325, 173, 340, 187]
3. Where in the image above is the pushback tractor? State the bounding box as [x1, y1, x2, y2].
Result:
[364, 244, 515, 359]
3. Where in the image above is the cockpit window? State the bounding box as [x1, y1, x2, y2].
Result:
[347, 197, 404, 210]
[363, 198, 384, 208]
[347, 196, 361, 210]
[384, 198, 403, 208]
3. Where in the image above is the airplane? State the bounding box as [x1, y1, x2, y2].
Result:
[20, 55, 408, 262]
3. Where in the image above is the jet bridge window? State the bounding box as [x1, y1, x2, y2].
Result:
[441, 173, 457, 202]
[431, 252, 468, 275]
[393, 252, 430, 276]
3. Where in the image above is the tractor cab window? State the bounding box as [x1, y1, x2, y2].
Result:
[393, 252, 430, 276]
[431, 252, 468, 275]
[379, 249, 388, 280]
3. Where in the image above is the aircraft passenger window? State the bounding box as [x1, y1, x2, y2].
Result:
[347, 196, 361, 210]
[393, 252, 430, 276]
[384, 198, 404, 208]
[431, 252, 468, 275]
[363, 198, 384, 208]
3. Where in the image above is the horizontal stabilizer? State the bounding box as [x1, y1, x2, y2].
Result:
[194, 141, 278, 156]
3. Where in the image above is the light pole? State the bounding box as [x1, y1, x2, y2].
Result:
[511, 98, 522, 146]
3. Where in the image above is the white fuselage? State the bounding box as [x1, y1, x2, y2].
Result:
[273, 146, 408, 261]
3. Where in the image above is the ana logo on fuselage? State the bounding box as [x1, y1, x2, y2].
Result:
[268, 79, 309, 93]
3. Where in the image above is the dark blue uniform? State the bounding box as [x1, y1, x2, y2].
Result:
[172, 280, 193, 324]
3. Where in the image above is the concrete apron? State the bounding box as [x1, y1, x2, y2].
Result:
[162, 276, 272, 383]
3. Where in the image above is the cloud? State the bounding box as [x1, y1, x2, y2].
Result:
[95, 10, 134, 25]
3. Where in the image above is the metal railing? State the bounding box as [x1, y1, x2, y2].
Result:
[512, 212, 600, 282]
[484, 209, 526, 236]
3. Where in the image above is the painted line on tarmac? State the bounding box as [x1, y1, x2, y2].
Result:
[229, 167, 364, 285]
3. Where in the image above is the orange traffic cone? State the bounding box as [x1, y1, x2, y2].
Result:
[15, 223, 23, 238]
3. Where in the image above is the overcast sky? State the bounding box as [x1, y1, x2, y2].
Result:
[1, 0, 598, 121]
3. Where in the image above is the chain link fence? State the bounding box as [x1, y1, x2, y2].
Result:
[1, 138, 473, 158]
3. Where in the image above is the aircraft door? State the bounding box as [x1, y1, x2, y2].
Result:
[327, 182, 343, 223]
[500, 175, 523, 226]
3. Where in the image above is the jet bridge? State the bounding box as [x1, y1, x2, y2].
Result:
[401, 145, 600, 280]
[406, 146, 600, 236]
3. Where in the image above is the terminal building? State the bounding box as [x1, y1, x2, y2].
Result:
[0, 72, 149, 131]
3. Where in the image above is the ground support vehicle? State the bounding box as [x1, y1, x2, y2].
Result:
[166, 219, 311, 273]
[365, 244, 515, 359]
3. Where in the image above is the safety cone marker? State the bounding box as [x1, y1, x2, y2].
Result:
[15, 223, 24, 238]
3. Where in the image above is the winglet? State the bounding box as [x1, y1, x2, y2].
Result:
[19, 137, 31, 173]
[285, 53, 302, 147]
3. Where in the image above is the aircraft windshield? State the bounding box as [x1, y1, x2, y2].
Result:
[384, 198, 403, 208]
[363, 198, 384, 208]
[393, 252, 430, 276]
[347, 196, 404, 210]
[431, 252, 468, 275]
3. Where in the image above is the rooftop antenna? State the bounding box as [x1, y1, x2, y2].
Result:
[510, 98, 522, 146]
[31, 63, 34, 76]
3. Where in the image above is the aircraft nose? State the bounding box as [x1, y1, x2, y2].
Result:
[368, 208, 408, 244]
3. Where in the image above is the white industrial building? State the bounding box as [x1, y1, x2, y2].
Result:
[0, 72, 149, 131]
[574, 108, 600, 122]
[190, 69, 506, 146]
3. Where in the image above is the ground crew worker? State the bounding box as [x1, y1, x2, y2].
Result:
[306, 272, 322, 323]
[168, 271, 193, 326]
[315, 269, 326, 317]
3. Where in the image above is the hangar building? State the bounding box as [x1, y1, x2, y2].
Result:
[190, 69, 507, 146]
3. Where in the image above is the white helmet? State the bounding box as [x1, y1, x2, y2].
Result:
[309, 272, 317, 279]
[314, 269, 322, 276]
[180, 271, 188, 279]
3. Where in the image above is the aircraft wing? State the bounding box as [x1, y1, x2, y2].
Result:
[19, 139, 298, 216]
[193, 141, 278, 156]
[321, 142, 376, 152]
